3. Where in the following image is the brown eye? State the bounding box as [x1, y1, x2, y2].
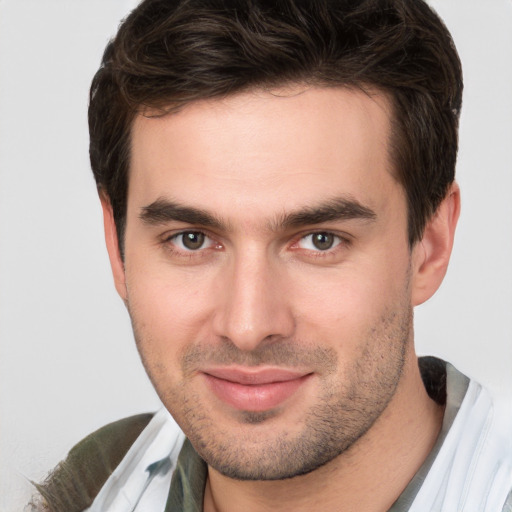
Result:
[311, 232, 335, 250]
[173, 231, 207, 250]
[297, 232, 341, 252]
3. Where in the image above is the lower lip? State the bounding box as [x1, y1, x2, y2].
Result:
[203, 374, 311, 412]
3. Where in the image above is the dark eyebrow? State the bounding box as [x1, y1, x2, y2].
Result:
[274, 197, 377, 230]
[140, 196, 376, 232]
[140, 198, 226, 230]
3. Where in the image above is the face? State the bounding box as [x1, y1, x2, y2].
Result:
[118, 86, 417, 480]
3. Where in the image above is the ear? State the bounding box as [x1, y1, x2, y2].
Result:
[100, 192, 127, 301]
[411, 183, 461, 306]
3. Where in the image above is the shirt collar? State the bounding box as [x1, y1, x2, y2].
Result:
[165, 438, 208, 512]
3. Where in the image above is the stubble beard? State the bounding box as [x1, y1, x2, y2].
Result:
[130, 297, 412, 481]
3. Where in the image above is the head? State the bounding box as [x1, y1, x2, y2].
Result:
[89, 0, 462, 258]
[90, 0, 462, 481]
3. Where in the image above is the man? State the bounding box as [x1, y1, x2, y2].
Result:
[32, 0, 512, 511]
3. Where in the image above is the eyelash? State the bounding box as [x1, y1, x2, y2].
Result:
[161, 230, 221, 258]
[290, 231, 351, 259]
[160, 229, 351, 259]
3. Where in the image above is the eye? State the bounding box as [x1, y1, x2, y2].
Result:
[170, 231, 214, 251]
[297, 232, 342, 251]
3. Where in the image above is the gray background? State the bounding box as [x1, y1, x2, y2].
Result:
[1, 1, 511, 510]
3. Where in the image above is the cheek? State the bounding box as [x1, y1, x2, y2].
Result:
[124, 262, 219, 363]
[290, 257, 410, 342]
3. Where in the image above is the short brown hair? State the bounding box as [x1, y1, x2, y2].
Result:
[89, 0, 462, 256]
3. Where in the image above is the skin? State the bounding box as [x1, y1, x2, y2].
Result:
[102, 86, 460, 511]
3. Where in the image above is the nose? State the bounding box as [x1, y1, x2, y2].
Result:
[212, 249, 295, 351]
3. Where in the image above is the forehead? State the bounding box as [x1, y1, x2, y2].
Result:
[128, 86, 399, 222]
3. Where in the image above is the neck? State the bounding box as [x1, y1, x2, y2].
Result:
[203, 356, 444, 512]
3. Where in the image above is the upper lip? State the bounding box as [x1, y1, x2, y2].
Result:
[202, 367, 310, 385]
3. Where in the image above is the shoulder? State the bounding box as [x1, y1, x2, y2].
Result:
[32, 413, 154, 512]
[416, 358, 512, 511]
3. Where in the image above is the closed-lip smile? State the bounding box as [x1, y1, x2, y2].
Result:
[201, 367, 313, 412]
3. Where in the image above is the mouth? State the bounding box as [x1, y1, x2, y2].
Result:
[201, 367, 313, 412]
